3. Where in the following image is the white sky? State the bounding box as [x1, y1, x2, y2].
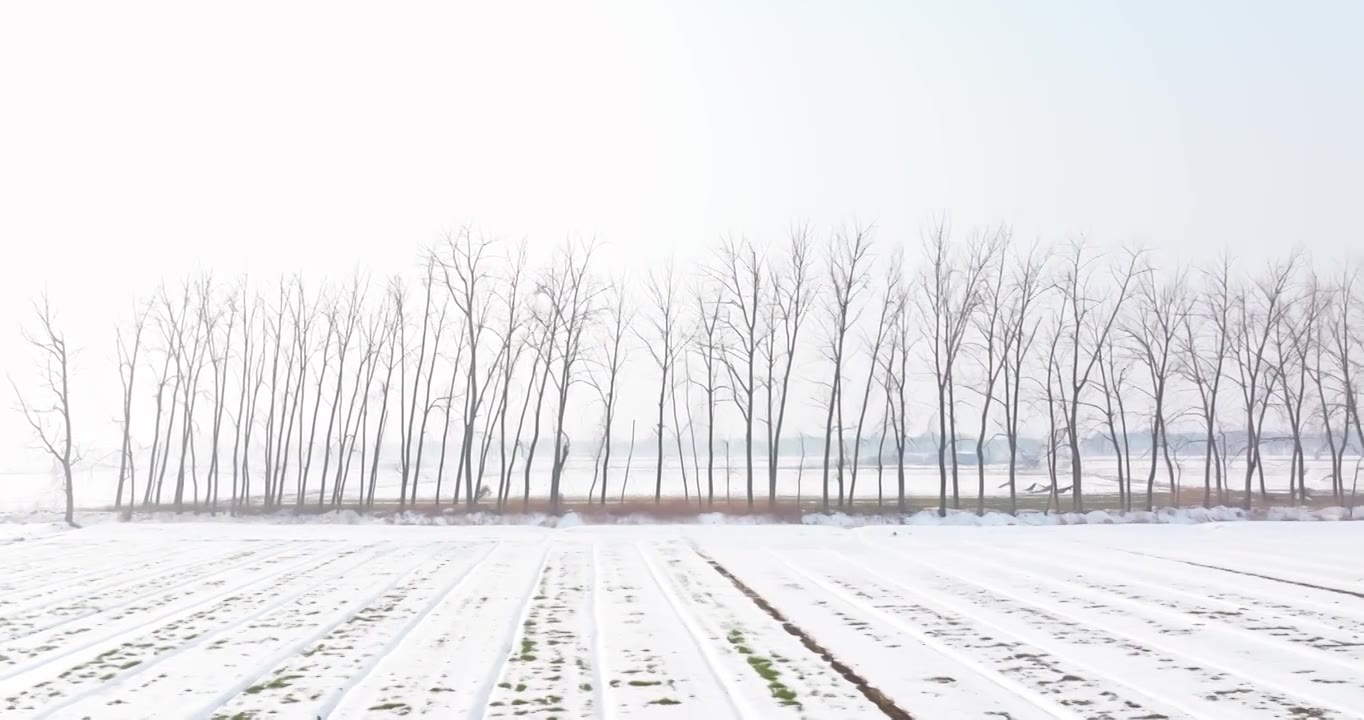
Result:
[2, 0, 1362, 469]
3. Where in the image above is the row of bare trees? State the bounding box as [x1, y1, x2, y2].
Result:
[15, 226, 1364, 520]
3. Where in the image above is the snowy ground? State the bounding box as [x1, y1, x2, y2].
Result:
[2, 522, 1363, 719]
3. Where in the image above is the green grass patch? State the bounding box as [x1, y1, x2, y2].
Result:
[243, 673, 303, 695]
[727, 629, 801, 708]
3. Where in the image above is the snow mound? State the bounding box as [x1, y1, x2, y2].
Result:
[799, 505, 1354, 527]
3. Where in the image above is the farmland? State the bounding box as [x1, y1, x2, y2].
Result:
[2, 521, 1362, 718]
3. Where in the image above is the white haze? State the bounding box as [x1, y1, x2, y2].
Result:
[2, 0, 1363, 474]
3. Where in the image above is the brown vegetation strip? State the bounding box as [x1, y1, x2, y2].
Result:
[1124, 549, 1364, 600]
[696, 549, 915, 720]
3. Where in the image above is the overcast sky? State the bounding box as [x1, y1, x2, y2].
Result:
[2, 0, 1362, 470]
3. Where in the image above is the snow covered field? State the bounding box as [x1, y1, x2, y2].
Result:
[2, 521, 1363, 718]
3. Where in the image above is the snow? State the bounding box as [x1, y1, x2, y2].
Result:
[1, 521, 1363, 718]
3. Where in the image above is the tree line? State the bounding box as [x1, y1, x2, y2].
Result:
[13, 225, 1364, 525]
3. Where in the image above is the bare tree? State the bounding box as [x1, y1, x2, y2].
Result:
[503, 325, 544, 511]
[1042, 323, 1067, 512]
[271, 280, 310, 509]
[367, 282, 405, 508]
[1231, 255, 1297, 510]
[969, 231, 1009, 515]
[115, 301, 149, 513]
[920, 221, 994, 515]
[669, 351, 693, 505]
[336, 300, 386, 506]
[440, 229, 497, 508]
[1272, 274, 1322, 505]
[764, 227, 814, 509]
[154, 284, 192, 506]
[142, 289, 179, 508]
[408, 278, 451, 505]
[875, 407, 889, 507]
[318, 280, 364, 507]
[237, 295, 268, 510]
[492, 241, 532, 511]
[639, 262, 684, 505]
[1128, 266, 1191, 511]
[590, 277, 633, 505]
[229, 286, 261, 512]
[821, 225, 873, 511]
[293, 288, 330, 505]
[999, 245, 1046, 514]
[881, 274, 912, 511]
[586, 424, 607, 504]
[682, 353, 703, 505]
[432, 330, 467, 505]
[470, 347, 509, 503]
[521, 302, 557, 512]
[693, 283, 723, 508]
[848, 259, 898, 506]
[259, 278, 292, 508]
[619, 420, 638, 503]
[724, 439, 732, 503]
[399, 256, 437, 507]
[172, 277, 212, 512]
[714, 237, 764, 510]
[444, 314, 504, 506]
[1180, 257, 1232, 506]
[205, 287, 239, 513]
[1097, 334, 1134, 510]
[1314, 268, 1358, 503]
[1342, 272, 1364, 496]
[1055, 241, 1142, 511]
[540, 240, 600, 514]
[12, 296, 79, 527]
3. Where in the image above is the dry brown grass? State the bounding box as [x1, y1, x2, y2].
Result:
[118, 486, 1359, 522]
